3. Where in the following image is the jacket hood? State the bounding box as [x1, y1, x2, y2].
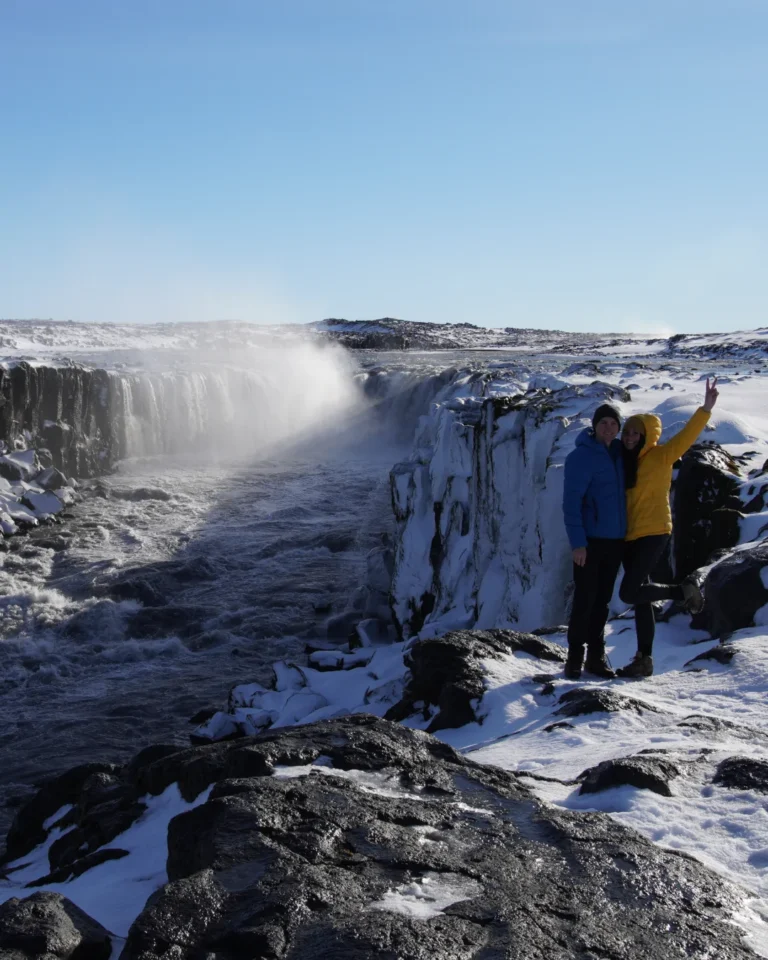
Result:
[628, 413, 662, 456]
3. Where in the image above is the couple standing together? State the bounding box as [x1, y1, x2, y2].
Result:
[562, 378, 719, 680]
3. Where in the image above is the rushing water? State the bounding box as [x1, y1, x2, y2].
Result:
[0, 346, 723, 842]
[0, 435, 403, 840]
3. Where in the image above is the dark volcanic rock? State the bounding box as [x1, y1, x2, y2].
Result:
[0, 362, 114, 477]
[3, 762, 118, 862]
[696, 540, 768, 637]
[116, 716, 754, 960]
[673, 443, 742, 579]
[386, 629, 566, 732]
[685, 644, 736, 667]
[555, 687, 661, 718]
[28, 847, 130, 886]
[46, 795, 147, 874]
[580, 755, 681, 797]
[0, 892, 111, 960]
[713, 756, 768, 794]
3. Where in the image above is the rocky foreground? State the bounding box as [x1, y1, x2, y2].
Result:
[0, 715, 759, 959]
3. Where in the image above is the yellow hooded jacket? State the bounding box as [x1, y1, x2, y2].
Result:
[626, 407, 711, 541]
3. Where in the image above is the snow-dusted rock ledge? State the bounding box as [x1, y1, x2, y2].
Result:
[1, 717, 760, 960]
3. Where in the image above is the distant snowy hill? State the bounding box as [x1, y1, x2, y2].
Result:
[3, 316, 768, 365]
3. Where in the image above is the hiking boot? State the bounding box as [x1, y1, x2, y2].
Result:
[681, 579, 704, 614]
[564, 650, 584, 680]
[584, 654, 617, 679]
[617, 654, 653, 678]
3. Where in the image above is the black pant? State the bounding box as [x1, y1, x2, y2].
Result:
[619, 535, 683, 656]
[567, 538, 624, 660]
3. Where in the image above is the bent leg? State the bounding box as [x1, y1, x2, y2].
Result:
[619, 536, 678, 606]
[620, 535, 678, 657]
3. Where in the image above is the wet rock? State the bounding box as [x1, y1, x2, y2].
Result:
[135, 715, 458, 802]
[0, 892, 111, 959]
[685, 644, 736, 667]
[3, 762, 118, 862]
[555, 687, 661, 718]
[123, 743, 186, 782]
[579, 755, 681, 797]
[117, 716, 753, 960]
[27, 847, 130, 886]
[386, 629, 566, 732]
[47, 795, 147, 873]
[76, 771, 126, 816]
[124, 870, 227, 960]
[713, 756, 768, 793]
[695, 540, 768, 637]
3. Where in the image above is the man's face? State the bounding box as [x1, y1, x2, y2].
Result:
[595, 416, 619, 445]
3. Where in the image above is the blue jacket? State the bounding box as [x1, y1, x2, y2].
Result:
[562, 430, 626, 549]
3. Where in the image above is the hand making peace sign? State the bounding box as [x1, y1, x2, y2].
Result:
[703, 376, 719, 412]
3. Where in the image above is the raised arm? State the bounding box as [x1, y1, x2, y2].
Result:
[661, 377, 718, 465]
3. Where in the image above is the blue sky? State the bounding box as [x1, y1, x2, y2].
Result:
[1, 0, 766, 332]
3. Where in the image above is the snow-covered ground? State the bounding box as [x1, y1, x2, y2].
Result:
[2, 320, 768, 953]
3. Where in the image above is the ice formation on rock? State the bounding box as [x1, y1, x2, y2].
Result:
[389, 380, 630, 637]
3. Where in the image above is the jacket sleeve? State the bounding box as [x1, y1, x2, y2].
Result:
[562, 450, 590, 550]
[660, 407, 711, 465]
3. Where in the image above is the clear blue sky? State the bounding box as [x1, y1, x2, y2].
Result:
[2, 0, 766, 333]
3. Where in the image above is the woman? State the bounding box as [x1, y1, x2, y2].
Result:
[562, 403, 626, 680]
[616, 378, 719, 678]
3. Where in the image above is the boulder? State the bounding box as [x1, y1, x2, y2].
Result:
[579, 755, 681, 797]
[386, 629, 566, 732]
[35, 466, 68, 491]
[113, 716, 754, 960]
[555, 688, 661, 718]
[713, 756, 768, 793]
[0, 451, 39, 483]
[3, 762, 118, 862]
[695, 541, 768, 638]
[0, 892, 111, 960]
[672, 443, 742, 579]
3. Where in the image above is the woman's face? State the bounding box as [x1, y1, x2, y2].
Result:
[623, 425, 643, 450]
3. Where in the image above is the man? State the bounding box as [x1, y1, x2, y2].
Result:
[562, 403, 626, 679]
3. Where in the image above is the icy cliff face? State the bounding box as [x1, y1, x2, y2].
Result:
[389, 380, 631, 638]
